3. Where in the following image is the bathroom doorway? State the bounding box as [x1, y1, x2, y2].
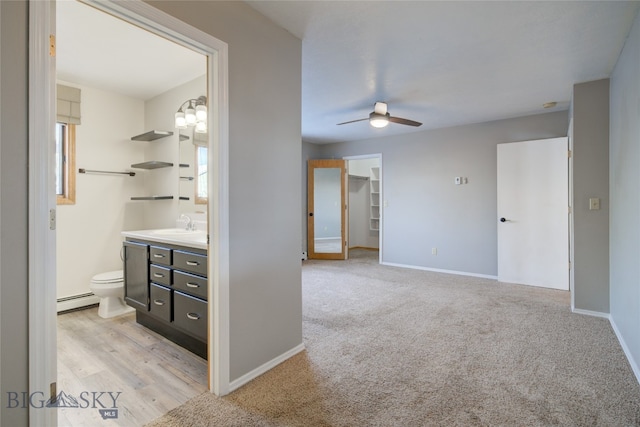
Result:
[30, 1, 229, 425]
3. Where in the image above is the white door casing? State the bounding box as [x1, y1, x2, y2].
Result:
[497, 137, 569, 290]
[30, 4, 230, 426]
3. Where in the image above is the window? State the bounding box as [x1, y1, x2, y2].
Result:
[56, 122, 76, 205]
[195, 145, 208, 204]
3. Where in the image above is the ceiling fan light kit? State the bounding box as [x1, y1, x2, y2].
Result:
[369, 112, 390, 128]
[337, 101, 422, 128]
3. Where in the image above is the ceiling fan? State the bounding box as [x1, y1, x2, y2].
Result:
[337, 102, 422, 128]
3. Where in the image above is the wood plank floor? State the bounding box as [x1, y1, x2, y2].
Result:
[57, 306, 207, 427]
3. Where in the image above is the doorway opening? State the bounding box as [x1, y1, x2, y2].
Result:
[30, 1, 229, 424]
[346, 154, 382, 264]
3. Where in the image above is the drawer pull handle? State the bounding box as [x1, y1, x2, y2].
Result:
[153, 299, 165, 306]
[186, 261, 199, 266]
[187, 312, 200, 320]
[186, 282, 199, 288]
[153, 273, 164, 278]
[153, 254, 165, 258]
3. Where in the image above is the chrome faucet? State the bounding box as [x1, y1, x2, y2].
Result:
[179, 214, 193, 230]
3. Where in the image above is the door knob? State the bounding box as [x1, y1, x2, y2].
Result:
[500, 217, 507, 222]
[309, 212, 314, 217]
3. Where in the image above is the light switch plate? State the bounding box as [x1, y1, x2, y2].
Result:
[589, 198, 600, 210]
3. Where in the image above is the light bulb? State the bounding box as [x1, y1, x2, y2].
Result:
[369, 112, 390, 128]
[195, 104, 207, 122]
[185, 101, 196, 125]
[195, 121, 207, 134]
[175, 110, 187, 129]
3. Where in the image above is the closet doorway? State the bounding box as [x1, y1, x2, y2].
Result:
[346, 155, 381, 262]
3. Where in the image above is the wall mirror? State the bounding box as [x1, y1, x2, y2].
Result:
[179, 127, 208, 208]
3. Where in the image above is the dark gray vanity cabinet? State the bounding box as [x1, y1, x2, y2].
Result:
[123, 241, 149, 311]
[123, 238, 208, 359]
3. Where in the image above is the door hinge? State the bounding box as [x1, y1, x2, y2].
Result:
[568, 261, 572, 270]
[49, 209, 56, 230]
[567, 150, 572, 158]
[568, 206, 572, 214]
[50, 382, 57, 403]
[49, 34, 56, 57]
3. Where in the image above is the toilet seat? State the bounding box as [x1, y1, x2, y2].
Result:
[91, 270, 123, 284]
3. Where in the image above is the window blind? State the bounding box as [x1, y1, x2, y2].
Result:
[57, 84, 81, 125]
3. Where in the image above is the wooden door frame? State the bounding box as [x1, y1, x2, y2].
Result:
[307, 159, 347, 260]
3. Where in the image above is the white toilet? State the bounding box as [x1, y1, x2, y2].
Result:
[90, 270, 134, 319]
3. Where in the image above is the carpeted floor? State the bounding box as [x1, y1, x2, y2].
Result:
[147, 250, 640, 426]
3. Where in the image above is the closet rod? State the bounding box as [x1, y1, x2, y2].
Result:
[78, 168, 136, 177]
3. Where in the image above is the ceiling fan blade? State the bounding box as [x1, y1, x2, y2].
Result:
[374, 102, 387, 115]
[389, 116, 422, 127]
[337, 117, 369, 125]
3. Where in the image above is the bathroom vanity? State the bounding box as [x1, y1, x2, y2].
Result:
[121, 229, 208, 359]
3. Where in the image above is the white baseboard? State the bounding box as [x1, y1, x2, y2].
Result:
[57, 294, 100, 313]
[572, 308, 640, 385]
[381, 262, 498, 280]
[228, 343, 305, 393]
[571, 307, 611, 319]
[609, 317, 640, 385]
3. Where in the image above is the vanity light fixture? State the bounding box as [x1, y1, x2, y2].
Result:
[175, 95, 207, 132]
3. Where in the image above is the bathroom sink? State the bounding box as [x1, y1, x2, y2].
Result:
[151, 228, 203, 235]
[122, 228, 208, 250]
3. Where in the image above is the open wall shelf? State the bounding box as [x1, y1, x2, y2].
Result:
[131, 161, 174, 170]
[131, 130, 174, 141]
[131, 196, 174, 201]
[370, 166, 380, 231]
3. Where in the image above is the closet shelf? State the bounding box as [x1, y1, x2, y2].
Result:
[349, 174, 369, 181]
[131, 130, 174, 141]
[131, 161, 173, 170]
[131, 196, 174, 201]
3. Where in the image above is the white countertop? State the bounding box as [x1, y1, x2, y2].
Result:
[121, 228, 207, 250]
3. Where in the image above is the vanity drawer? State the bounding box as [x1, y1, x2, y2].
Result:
[149, 284, 172, 322]
[174, 271, 207, 300]
[150, 265, 172, 286]
[174, 291, 207, 341]
[173, 250, 207, 276]
[150, 246, 172, 266]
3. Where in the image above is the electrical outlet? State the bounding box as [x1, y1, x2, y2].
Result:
[454, 177, 461, 185]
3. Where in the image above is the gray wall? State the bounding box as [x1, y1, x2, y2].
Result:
[610, 10, 640, 377]
[571, 79, 610, 313]
[316, 111, 568, 277]
[0, 1, 29, 425]
[148, 1, 303, 382]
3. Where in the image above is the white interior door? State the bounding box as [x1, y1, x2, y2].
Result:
[497, 137, 569, 290]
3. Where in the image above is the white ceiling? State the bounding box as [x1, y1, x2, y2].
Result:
[56, 0, 205, 101]
[247, 1, 640, 144]
[57, 1, 639, 144]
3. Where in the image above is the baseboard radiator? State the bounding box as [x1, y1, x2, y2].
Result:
[57, 293, 100, 313]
